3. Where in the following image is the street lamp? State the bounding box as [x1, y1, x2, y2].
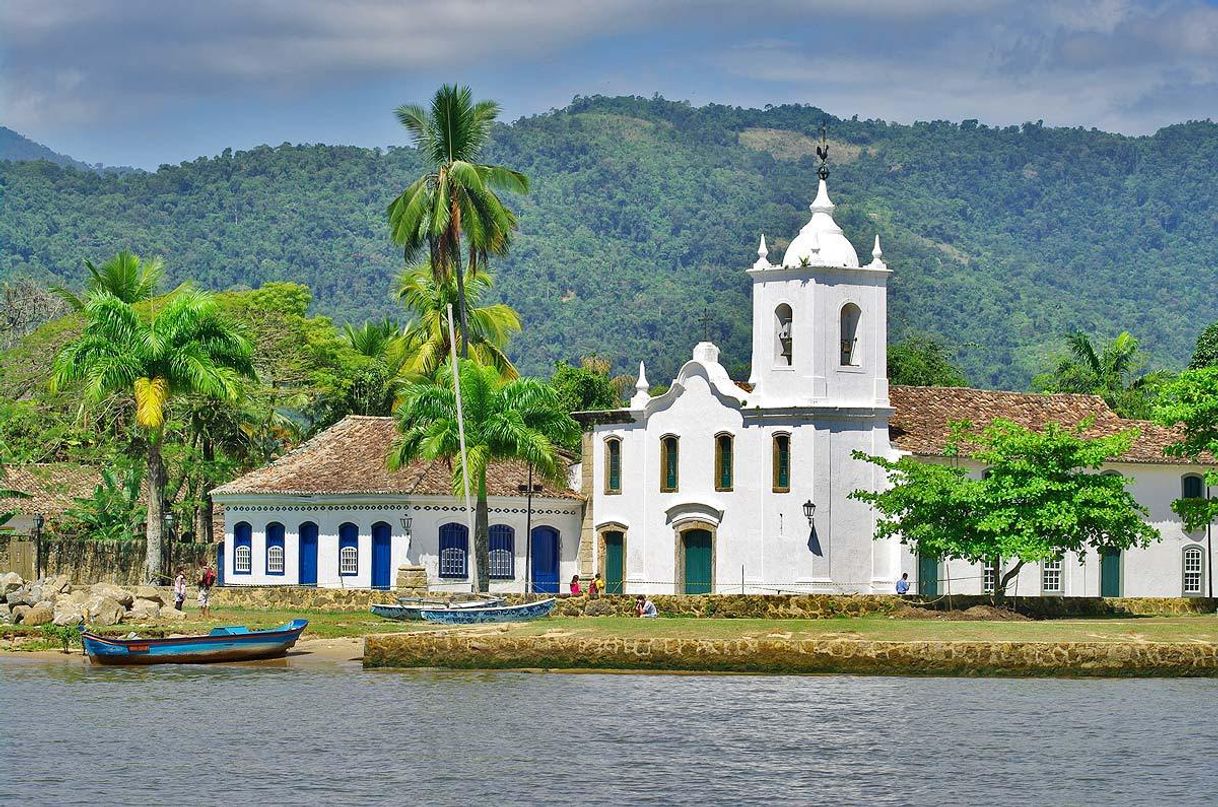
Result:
[33, 513, 45, 580]
[802, 500, 816, 528]
[399, 510, 413, 538]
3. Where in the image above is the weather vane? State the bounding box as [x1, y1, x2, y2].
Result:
[815, 123, 830, 181]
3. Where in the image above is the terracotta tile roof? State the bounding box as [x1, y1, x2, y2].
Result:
[212, 416, 582, 499]
[0, 464, 101, 518]
[889, 385, 1199, 465]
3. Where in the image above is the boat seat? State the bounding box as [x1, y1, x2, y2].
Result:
[208, 626, 252, 636]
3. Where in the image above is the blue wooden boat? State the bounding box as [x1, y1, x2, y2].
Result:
[80, 619, 308, 665]
[417, 598, 556, 625]
[371, 597, 503, 622]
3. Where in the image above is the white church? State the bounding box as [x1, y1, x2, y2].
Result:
[214, 167, 1213, 599]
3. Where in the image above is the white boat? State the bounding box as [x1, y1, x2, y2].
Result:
[370, 597, 503, 621]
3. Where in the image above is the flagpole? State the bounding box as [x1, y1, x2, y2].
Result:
[446, 304, 478, 594]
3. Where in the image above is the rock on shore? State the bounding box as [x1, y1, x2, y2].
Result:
[0, 572, 193, 626]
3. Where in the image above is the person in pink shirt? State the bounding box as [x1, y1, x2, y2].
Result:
[569, 574, 582, 595]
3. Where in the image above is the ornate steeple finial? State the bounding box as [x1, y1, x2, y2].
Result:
[630, 361, 650, 409]
[872, 234, 883, 260]
[815, 122, 830, 181]
[757, 234, 768, 259]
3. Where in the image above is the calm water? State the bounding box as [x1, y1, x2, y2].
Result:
[1, 655, 1216, 807]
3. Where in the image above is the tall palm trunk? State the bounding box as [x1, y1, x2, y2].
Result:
[474, 473, 490, 592]
[145, 434, 166, 583]
[452, 246, 470, 359]
[198, 437, 216, 545]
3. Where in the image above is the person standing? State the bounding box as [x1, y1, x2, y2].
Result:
[589, 573, 603, 598]
[569, 574, 582, 596]
[895, 573, 910, 596]
[198, 562, 216, 618]
[173, 568, 187, 611]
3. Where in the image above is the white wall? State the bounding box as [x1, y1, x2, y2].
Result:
[215, 495, 583, 592]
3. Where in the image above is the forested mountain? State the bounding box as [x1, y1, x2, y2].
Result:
[2, 96, 1216, 388]
[0, 126, 126, 173]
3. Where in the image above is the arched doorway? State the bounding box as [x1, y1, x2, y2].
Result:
[680, 528, 713, 594]
[602, 530, 625, 594]
[531, 526, 560, 594]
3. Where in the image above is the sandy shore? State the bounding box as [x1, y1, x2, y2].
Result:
[0, 636, 365, 668]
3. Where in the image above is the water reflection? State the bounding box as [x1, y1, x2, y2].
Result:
[1, 657, 1216, 806]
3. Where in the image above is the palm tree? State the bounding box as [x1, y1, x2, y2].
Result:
[50, 288, 254, 582]
[389, 360, 578, 590]
[52, 250, 165, 310]
[1034, 331, 1165, 418]
[396, 263, 521, 380]
[387, 84, 528, 357]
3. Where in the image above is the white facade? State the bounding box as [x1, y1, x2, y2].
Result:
[583, 173, 1215, 598]
[213, 494, 582, 592]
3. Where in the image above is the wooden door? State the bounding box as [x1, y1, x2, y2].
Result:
[918, 555, 938, 596]
[683, 529, 712, 594]
[371, 523, 392, 590]
[298, 525, 318, 586]
[604, 531, 624, 594]
[1100, 548, 1121, 597]
[531, 526, 560, 594]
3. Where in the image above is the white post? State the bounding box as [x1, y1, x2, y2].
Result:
[447, 304, 478, 594]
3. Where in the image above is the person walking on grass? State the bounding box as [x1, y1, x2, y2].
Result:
[198, 562, 216, 618]
[173, 568, 187, 611]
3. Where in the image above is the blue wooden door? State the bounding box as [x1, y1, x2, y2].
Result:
[372, 523, 392, 590]
[683, 529, 713, 594]
[1100, 548, 1121, 597]
[918, 555, 938, 596]
[531, 526, 560, 593]
[298, 524, 318, 587]
[216, 542, 225, 586]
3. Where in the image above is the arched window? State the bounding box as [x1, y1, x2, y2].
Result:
[233, 522, 252, 575]
[840, 303, 861, 366]
[715, 433, 734, 492]
[1041, 557, 1062, 594]
[772, 433, 791, 493]
[660, 435, 679, 492]
[774, 304, 793, 366]
[489, 524, 515, 579]
[439, 522, 469, 579]
[266, 522, 285, 576]
[1183, 474, 1205, 500]
[605, 437, 622, 494]
[338, 522, 358, 577]
[1183, 546, 1205, 596]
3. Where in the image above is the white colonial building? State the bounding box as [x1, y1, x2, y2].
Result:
[212, 171, 1213, 599]
[211, 416, 583, 592]
[577, 174, 1215, 599]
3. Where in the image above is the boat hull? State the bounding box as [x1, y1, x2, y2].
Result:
[82, 620, 308, 665]
[371, 599, 503, 622]
[417, 598, 557, 625]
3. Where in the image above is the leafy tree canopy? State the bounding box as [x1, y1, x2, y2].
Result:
[1032, 330, 1171, 419]
[887, 333, 967, 387]
[851, 418, 1160, 595]
[1189, 322, 1218, 370]
[1154, 366, 1218, 529]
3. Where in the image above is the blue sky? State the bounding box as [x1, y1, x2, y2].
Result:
[2, 0, 1216, 169]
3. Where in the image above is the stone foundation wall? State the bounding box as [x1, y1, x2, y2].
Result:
[364, 633, 1218, 678]
[208, 586, 1218, 618]
[0, 536, 211, 585]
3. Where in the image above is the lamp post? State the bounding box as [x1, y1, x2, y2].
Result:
[518, 463, 540, 593]
[33, 513, 45, 581]
[802, 500, 816, 529]
[399, 507, 413, 559]
[164, 511, 175, 576]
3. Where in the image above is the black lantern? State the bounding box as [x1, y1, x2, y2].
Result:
[33, 513, 45, 532]
[802, 500, 816, 527]
[399, 510, 413, 537]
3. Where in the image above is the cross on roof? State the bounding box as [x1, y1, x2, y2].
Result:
[699, 307, 713, 342]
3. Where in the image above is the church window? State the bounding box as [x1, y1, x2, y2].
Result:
[1183, 546, 1204, 596]
[774, 304, 793, 366]
[1041, 557, 1062, 594]
[439, 522, 469, 578]
[489, 524, 515, 579]
[605, 438, 622, 494]
[266, 522, 285, 576]
[339, 522, 359, 576]
[715, 433, 734, 491]
[840, 303, 861, 366]
[1182, 474, 1205, 500]
[772, 434, 791, 493]
[233, 522, 252, 575]
[660, 436, 679, 492]
[983, 558, 1000, 593]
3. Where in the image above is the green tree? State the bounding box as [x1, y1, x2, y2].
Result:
[0, 459, 30, 528]
[387, 84, 528, 356]
[52, 250, 164, 310]
[389, 359, 578, 590]
[396, 263, 520, 379]
[549, 356, 619, 453]
[851, 418, 1160, 598]
[1033, 331, 1166, 419]
[50, 288, 254, 582]
[1189, 322, 1218, 369]
[1154, 366, 1218, 529]
[59, 461, 146, 542]
[887, 334, 967, 387]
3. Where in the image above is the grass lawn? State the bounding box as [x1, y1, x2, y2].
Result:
[6, 609, 1218, 650]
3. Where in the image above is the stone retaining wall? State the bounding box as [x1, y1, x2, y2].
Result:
[364, 633, 1218, 678]
[210, 586, 1218, 618]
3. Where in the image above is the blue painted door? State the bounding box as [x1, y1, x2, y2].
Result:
[299, 525, 318, 587]
[1100, 548, 1121, 597]
[531, 526, 560, 594]
[372, 523, 392, 590]
[217, 542, 225, 586]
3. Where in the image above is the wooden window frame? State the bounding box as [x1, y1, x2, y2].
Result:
[439, 522, 469, 579]
[605, 437, 622, 495]
[715, 433, 734, 492]
[265, 522, 286, 576]
[233, 522, 252, 575]
[660, 435, 679, 493]
[338, 522, 359, 577]
[1182, 473, 1205, 500]
[488, 524, 515, 580]
[772, 433, 791, 493]
[1183, 546, 1205, 596]
[1041, 557, 1063, 594]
